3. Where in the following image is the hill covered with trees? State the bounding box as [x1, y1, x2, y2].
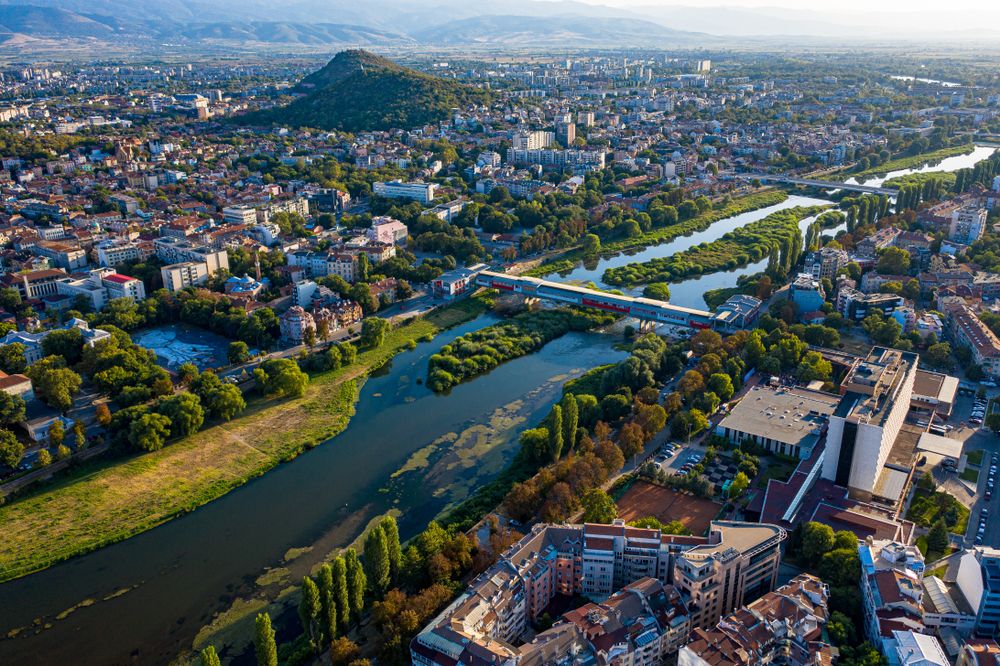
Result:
[241, 49, 489, 132]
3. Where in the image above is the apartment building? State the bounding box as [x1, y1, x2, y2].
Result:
[859, 539, 927, 650]
[512, 130, 555, 150]
[153, 237, 229, 275]
[95, 239, 154, 267]
[672, 521, 786, 629]
[506, 147, 606, 169]
[222, 204, 258, 225]
[412, 520, 782, 665]
[947, 305, 1000, 379]
[949, 206, 987, 245]
[679, 574, 834, 666]
[837, 286, 904, 321]
[160, 261, 209, 292]
[823, 347, 918, 499]
[807, 247, 849, 281]
[372, 180, 437, 204]
[367, 217, 408, 245]
[33, 240, 87, 270]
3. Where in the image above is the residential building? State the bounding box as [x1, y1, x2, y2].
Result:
[837, 287, 904, 321]
[55, 268, 146, 310]
[512, 130, 555, 150]
[672, 521, 786, 629]
[859, 538, 926, 650]
[0, 318, 110, 364]
[858, 227, 902, 257]
[373, 180, 437, 204]
[432, 264, 487, 299]
[279, 306, 315, 344]
[506, 148, 606, 169]
[153, 237, 229, 275]
[0, 370, 33, 401]
[807, 247, 849, 281]
[555, 122, 576, 146]
[947, 305, 1000, 379]
[95, 239, 154, 267]
[33, 240, 87, 270]
[959, 639, 1000, 666]
[949, 206, 987, 245]
[678, 574, 834, 666]
[823, 347, 919, 499]
[411, 519, 782, 665]
[367, 217, 408, 245]
[160, 261, 210, 292]
[222, 205, 258, 225]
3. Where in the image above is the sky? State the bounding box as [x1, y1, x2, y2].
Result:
[582, 0, 991, 8]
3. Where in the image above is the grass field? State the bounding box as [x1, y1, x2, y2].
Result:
[961, 468, 980, 484]
[615, 480, 721, 535]
[967, 450, 985, 467]
[906, 488, 971, 536]
[0, 298, 490, 583]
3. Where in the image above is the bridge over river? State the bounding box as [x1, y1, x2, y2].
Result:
[737, 173, 899, 196]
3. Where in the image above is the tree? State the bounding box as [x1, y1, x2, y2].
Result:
[707, 373, 734, 402]
[364, 525, 391, 596]
[678, 370, 705, 399]
[254, 612, 278, 666]
[360, 317, 391, 349]
[549, 405, 564, 461]
[618, 422, 645, 459]
[0, 427, 24, 467]
[95, 402, 112, 427]
[561, 394, 579, 451]
[36, 448, 52, 467]
[48, 418, 64, 448]
[332, 557, 351, 632]
[581, 488, 618, 523]
[199, 646, 221, 666]
[156, 392, 205, 438]
[73, 419, 86, 449]
[228, 341, 250, 365]
[902, 278, 921, 301]
[350, 283, 377, 315]
[380, 516, 402, 583]
[258, 358, 309, 398]
[345, 549, 366, 623]
[0, 392, 25, 424]
[797, 351, 833, 382]
[876, 247, 910, 275]
[178, 363, 200, 385]
[0, 343, 27, 374]
[642, 283, 671, 301]
[329, 637, 361, 666]
[299, 575, 322, 643]
[926, 519, 950, 557]
[582, 233, 601, 255]
[728, 471, 750, 499]
[41, 328, 85, 365]
[925, 342, 952, 370]
[26, 360, 82, 412]
[801, 521, 835, 561]
[205, 383, 246, 421]
[635, 403, 667, 439]
[985, 413, 1000, 434]
[128, 413, 172, 452]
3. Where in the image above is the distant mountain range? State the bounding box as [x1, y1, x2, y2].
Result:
[239, 49, 489, 132]
[0, 0, 998, 48]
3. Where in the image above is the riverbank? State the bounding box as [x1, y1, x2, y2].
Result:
[603, 205, 828, 287]
[523, 190, 788, 279]
[0, 297, 490, 583]
[847, 143, 974, 178]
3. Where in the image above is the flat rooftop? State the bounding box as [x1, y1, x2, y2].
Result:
[687, 521, 785, 557]
[719, 385, 841, 446]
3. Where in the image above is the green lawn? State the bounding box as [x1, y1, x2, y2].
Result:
[961, 467, 980, 484]
[0, 297, 491, 583]
[906, 489, 970, 536]
[967, 449, 985, 467]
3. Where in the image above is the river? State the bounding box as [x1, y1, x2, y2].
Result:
[0, 317, 625, 665]
[844, 144, 997, 188]
[1, 143, 994, 664]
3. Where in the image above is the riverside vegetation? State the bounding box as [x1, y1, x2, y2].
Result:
[603, 205, 828, 287]
[426, 307, 616, 392]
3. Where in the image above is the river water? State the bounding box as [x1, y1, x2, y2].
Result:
[0, 143, 995, 665]
[0, 318, 625, 665]
[844, 144, 997, 188]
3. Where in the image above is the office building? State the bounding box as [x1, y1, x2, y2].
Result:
[372, 180, 437, 204]
[160, 261, 210, 292]
[716, 385, 841, 459]
[823, 347, 919, 499]
[957, 548, 1000, 637]
[55, 269, 145, 310]
[679, 574, 834, 666]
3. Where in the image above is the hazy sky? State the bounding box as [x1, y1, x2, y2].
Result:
[574, 0, 993, 11]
